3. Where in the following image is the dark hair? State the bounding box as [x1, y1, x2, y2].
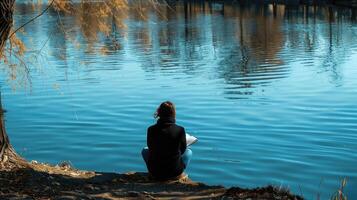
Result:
[154, 101, 176, 119]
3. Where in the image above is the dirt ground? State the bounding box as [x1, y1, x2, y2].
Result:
[0, 161, 303, 200]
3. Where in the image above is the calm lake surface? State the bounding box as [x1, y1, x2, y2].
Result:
[1, 1, 357, 199]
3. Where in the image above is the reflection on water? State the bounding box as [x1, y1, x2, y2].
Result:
[11, 2, 357, 93]
[1, 1, 357, 199]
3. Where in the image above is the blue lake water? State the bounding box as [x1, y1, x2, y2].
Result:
[1, 1, 357, 199]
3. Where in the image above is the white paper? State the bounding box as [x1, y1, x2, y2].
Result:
[186, 133, 198, 146]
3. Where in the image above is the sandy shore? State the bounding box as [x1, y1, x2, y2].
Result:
[0, 161, 303, 200]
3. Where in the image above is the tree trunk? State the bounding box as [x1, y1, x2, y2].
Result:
[0, 0, 16, 54]
[0, 0, 16, 163]
[0, 94, 10, 161]
[0, 92, 24, 167]
[0, 93, 27, 170]
[0, 0, 26, 168]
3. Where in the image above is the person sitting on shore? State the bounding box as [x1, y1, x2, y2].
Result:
[141, 101, 192, 180]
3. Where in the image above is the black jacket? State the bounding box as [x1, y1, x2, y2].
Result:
[147, 117, 187, 180]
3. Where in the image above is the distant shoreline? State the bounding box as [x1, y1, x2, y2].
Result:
[170, 0, 357, 8]
[13, 0, 357, 8]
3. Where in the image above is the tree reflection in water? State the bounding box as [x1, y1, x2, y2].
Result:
[8, 1, 357, 98]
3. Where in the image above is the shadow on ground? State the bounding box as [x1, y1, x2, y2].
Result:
[0, 164, 303, 199]
[0, 167, 225, 199]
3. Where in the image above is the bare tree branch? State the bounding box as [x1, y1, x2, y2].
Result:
[8, 0, 55, 39]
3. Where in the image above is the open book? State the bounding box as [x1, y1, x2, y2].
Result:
[186, 133, 198, 146]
